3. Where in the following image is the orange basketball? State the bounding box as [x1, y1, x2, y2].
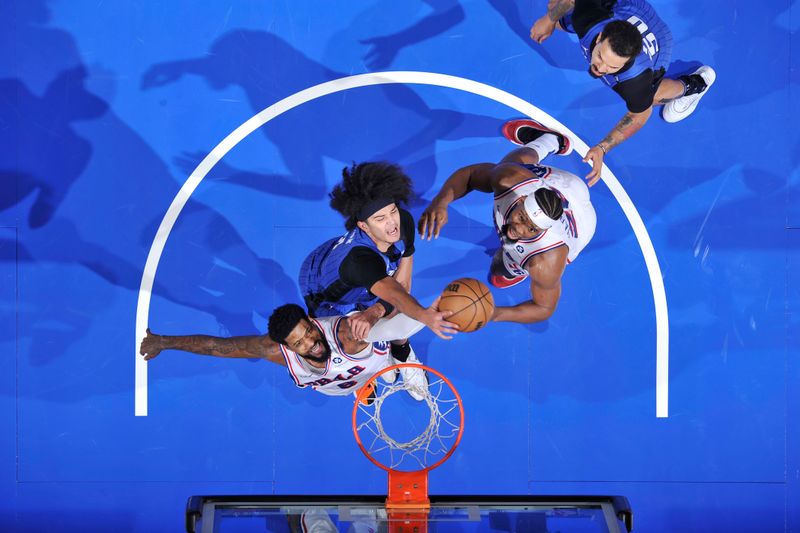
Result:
[438, 278, 495, 333]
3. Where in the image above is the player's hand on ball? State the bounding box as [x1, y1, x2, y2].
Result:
[140, 328, 164, 361]
[583, 145, 605, 186]
[429, 294, 453, 316]
[424, 295, 459, 340]
[418, 202, 449, 240]
[530, 16, 556, 43]
[438, 278, 494, 332]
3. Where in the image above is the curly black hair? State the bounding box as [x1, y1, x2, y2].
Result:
[267, 303, 309, 344]
[534, 188, 564, 220]
[329, 161, 413, 230]
[600, 20, 643, 59]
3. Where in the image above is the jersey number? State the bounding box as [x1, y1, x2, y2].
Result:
[627, 16, 658, 60]
[504, 253, 526, 277]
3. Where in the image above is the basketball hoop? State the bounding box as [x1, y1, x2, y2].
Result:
[352, 363, 464, 532]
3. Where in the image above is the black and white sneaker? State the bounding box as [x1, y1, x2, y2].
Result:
[662, 66, 716, 123]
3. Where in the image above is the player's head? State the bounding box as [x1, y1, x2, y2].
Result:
[503, 188, 563, 241]
[591, 21, 642, 77]
[268, 304, 331, 363]
[329, 162, 412, 245]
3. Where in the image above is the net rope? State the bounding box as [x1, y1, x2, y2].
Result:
[354, 372, 462, 470]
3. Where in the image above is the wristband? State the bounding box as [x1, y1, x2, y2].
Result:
[378, 299, 395, 317]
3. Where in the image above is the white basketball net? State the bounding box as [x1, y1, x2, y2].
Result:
[354, 368, 462, 471]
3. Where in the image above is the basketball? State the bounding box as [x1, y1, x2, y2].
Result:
[438, 278, 495, 333]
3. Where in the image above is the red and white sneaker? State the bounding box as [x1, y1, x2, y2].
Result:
[489, 272, 527, 289]
[502, 118, 573, 156]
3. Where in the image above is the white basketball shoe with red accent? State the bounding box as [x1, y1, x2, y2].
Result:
[502, 118, 573, 156]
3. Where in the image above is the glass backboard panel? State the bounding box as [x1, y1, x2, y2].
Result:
[186, 496, 632, 533]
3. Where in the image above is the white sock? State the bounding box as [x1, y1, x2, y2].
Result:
[525, 133, 559, 162]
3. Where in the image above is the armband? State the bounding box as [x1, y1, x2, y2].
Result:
[378, 300, 395, 317]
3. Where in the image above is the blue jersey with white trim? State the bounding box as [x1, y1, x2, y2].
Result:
[571, 0, 671, 87]
[280, 316, 392, 396]
[299, 227, 406, 318]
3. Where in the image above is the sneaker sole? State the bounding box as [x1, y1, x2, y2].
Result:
[502, 119, 573, 156]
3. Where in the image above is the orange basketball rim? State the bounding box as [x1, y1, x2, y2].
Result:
[351, 363, 465, 514]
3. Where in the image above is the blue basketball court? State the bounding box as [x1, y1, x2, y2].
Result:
[1, 0, 798, 531]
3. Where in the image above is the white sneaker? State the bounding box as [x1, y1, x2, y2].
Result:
[381, 366, 399, 384]
[662, 66, 716, 123]
[399, 347, 428, 401]
[349, 508, 379, 533]
[300, 509, 337, 533]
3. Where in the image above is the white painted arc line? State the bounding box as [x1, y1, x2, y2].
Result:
[135, 71, 669, 418]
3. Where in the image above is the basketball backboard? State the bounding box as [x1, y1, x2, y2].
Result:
[185, 494, 633, 533]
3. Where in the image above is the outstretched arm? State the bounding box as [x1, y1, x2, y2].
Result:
[393, 255, 413, 293]
[490, 246, 568, 324]
[583, 107, 652, 186]
[140, 328, 285, 365]
[140, 58, 208, 90]
[418, 163, 495, 240]
[530, 0, 575, 43]
[370, 277, 458, 340]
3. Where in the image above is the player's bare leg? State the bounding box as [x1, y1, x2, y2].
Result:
[652, 78, 686, 105]
[501, 147, 543, 166]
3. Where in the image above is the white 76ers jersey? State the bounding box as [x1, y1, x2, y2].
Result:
[493, 164, 597, 277]
[280, 316, 392, 396]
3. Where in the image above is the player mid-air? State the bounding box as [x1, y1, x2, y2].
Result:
[418, 119, 596, 324]
[140, 301, 439, 400]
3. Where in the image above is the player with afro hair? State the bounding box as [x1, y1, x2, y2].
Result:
[329, 162, 413, 231]
[298, 161, 456, 390]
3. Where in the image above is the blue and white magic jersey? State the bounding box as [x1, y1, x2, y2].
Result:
[299, 225, 406, 318]
[570, 0, 672, 87]
[493, 164, 597, 278]
[279, 315, 392, 396]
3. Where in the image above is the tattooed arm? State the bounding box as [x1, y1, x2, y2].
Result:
[140, 328, 286, 365]
[582, 107, 653, 186]
[530, 0, 575, 42]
